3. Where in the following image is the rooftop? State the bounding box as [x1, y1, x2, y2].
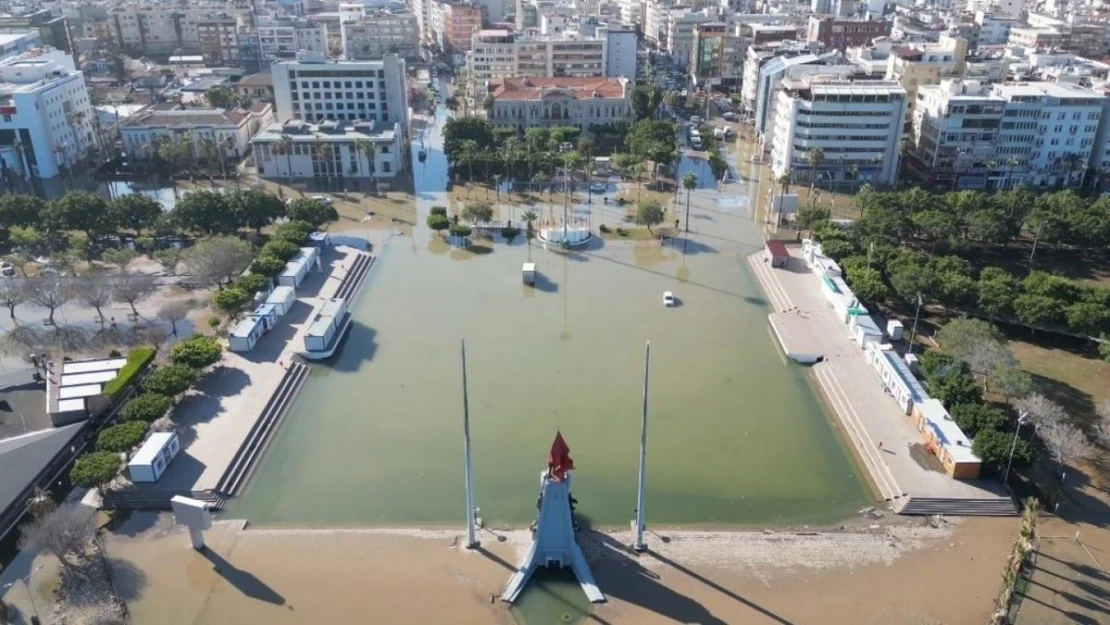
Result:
[488, 76, 628, 100]
[121, 106, 252, 129]
[253, 119, 399, 142]
[237, 72, 273, 88]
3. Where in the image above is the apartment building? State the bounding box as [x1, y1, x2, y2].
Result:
[0, 49, 95, 181]
[468, 28, 635, 94]
[0, 10, 74, 57]
[599, 24, 637, 79]
[753, 50, 855, 138]
[198, 15, 241, 66]
[691, 23, 743, 89]
[109, 7, 251, 59]
[666, 9, 713, 67]
[120, 103, 274, 161]
[1008, 27, 1064, 50]
[485, 76, 631, 131]
[252, 118, 404, 184]
[908, 79, 1006, 190]
[257, 18, 328, 61]
[807, 17, 891, 52]
[0, 32, 42, 61]
[886, 35, 968, 122]
[435, 1, 484, 54]
[769, 78, 908, 187]
[271, 52, 409, 129]
[991, 82, 1105, 189]
[341, 9, 420, 61]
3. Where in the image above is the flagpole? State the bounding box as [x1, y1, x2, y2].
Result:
[633, 341, 650, 552]
[461, 338, 478, 548]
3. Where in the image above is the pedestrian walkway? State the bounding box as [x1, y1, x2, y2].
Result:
[746, 248, 1013, 514]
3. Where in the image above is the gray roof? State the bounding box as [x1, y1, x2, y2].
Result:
[0, 424, 84, 519]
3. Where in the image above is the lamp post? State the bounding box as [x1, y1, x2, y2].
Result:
[1002, 412, 1029, 488]
[907, 293, 923, 353]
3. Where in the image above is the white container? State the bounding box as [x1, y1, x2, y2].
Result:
[887, 319, 905, 341]
[266, 286, 297, 316]
[128, 432, 180, 483]
[229, 316, 266, 353]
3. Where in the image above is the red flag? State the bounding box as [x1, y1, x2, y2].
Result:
[547, 431, 574, 482]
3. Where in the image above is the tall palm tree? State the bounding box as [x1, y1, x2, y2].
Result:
[805, 147, 824, 204]
[631, 158, 646, 203]
[778, 173, 791, 203]
[319, 142, 335, 189]
[277, 134, 295, 182]
[1059, 152, 1083, 187]
[199, 138, 218, 182]
[360, 140, 377, 195]
[491, 173, 503, 201]
[522, 210, 538, 239]
[26, 486, 55, 519]
[53, 142, 72, 189]
[351, 138, 370, 190]
[1006, 157, 1020, 189]
[682, 172, 698, 233]
[532, 172, 550, 200]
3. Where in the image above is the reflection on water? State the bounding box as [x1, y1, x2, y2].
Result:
[106, 181, 179, 211]
[510, 568, 591, 625]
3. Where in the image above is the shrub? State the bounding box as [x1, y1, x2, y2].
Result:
[214, 287, 250, 315]
[973, 427, 1035, 473]
[207, 315, 221, 329]
[143, 364, 197, 399]
[616, 228, 629, 237]
[272, 220, 313, 246]
[70, 451, 122, 488]
[170, 335, 222, 369]
[251, 254, 286, 278]
[449, 224, 472, 237]
[120, 393, 172, 423]
[501, 226, 520, 241]
[260, 239, 300, 262]
[234, 273, 270, 295]
[97, 421, 149, 453]
[599, 224, 611, 233]
[430, 206, 448, 217]
[426, 213, 450, 233]
[950, 403, 1008, 438]
[101, 347, 156, 398]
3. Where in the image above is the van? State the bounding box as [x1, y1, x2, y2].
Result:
[691, 137, 703, 150]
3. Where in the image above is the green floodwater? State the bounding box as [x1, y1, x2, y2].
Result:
[227, 229, 872, 528]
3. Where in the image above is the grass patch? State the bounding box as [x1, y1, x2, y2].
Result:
[1008, 336, 1109, 428]
[598, 227, 657, 241]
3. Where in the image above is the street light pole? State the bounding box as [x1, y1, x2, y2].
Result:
[907, 293, 923, 352]
[1002, 412, 1028, 488]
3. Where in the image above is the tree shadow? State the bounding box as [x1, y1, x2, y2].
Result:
[199, 546, 286, 606]
[105, 557, 149, 602]
[531, 272, 559, 293]
[195, 365, 251, 399]
[1028, 372, 1097, 429]
[677, 237, 716, 256]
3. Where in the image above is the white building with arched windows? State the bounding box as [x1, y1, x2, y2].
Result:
[485, 77, 632, 132]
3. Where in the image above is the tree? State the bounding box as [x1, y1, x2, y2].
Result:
[926, 363, 983, 407]
[26, 276, 72, 324]
[0, 278, 26, 319]
[108, 194, 162, 234]
[461, 201, 494, 225]
[805, 147, 824, 200]
[153, 248, 183, 275]
[251, 255, 286, 278]
[143, 363, 196, 400]
[214, 287, 251, 315]
[1101, 335, 1110, 363]
[170, 335, 222, 369]
[261, 239, 300, 262]
[978, 267, 1019, 320]
[0, 194, 44, 229]
[157, 300, 189, 337]
[101, 247, 138, 270]
[120, 393, 172, 423]
[990, 365, 1033, 407]
[636, 201, 665, 233]
[1039, 420, 1093, 480]
[72, 275, 114, 321]
[426, 213, 450, 235]
[173, 190, 236, 235]
[69, 451, 122, 489]
[18, 503, 97, 570]
[111, 273, 157, 317]
[1015, 393, 1065, 427]
[229, 189, 285, 233]
[846, 266, 888, 303]
[183, 236, 254, 286]
[205, 85, 244, 109]
[936, 318, 1014, 381]
[522, 210, 538, 238]
[41, 191, 115, 240]
[96, 421, 149, 452]
[285, 198, 338, 228]
[974, 428, 1034, 473]
[26, 486, 56, 520]
[950, 403, 1008, 438]
[682, 173, 697, 233]
[1014, 293, 1065, 330]
[1066, 301, 1110, 337]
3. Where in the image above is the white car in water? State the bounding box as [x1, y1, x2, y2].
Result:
[663, 291, 676, 307]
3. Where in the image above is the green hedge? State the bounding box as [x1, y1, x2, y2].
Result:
[70, 451, 122, 488]
[102, 347, 156, 398]
[97, 421, 149, 452]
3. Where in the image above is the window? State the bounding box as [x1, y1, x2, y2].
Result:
[382, 162, 391, 173]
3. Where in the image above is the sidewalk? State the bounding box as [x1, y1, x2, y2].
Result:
[746, 248, 1009, 507]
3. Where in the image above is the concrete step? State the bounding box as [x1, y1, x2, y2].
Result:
[101, 489, 225, 511]
[334, 253, 374, 301]
[896, 497, 1018, 517]
[215, 362, 310, 496]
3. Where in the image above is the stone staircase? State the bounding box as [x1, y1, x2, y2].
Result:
[215, 361, 310, 497]
[896, 496, 1018, 517]
[101, 489, 226, 511]
[334, 253, 374, 301]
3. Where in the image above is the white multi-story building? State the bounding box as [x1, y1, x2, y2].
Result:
[599, 24, 637, 79]
[974, 11, 1016, 47]
[909, 79, 1006, 190]
[341, 8, 420, 61]
[271, 52, 409, 129]
[251, 118, 405, 186]
[257, 18, 329, 61]
[485, 76, 632, 131]
[665, 9, 713, 66]
[467, 29, 637, 95]
[109, 6, 252, 58]
[0, 49, 95, 182]
[0, 32, 42, 61]
[991, 82, 1106, 189]
[120, 104, 275, 161]
[770, 78, 908, 187]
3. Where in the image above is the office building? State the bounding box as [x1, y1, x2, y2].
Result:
[252, 118, 405, 185]
[271, 52, 409, 129]
[485, 76, 631, 131]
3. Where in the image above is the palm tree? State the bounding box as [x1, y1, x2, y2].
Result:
[199, 138, 218, 182]
[682, 172, 698, 233]
[26, 486, 55, 519]
[277, 134, 295, 182]
[491, 173, 503, 201]
[1006, 157, 1020, 189]
[663, 91, 679, 112]
[631, 158, 646, 202]
[319, 143, 335, 189]
[459, 139, 478, 187]
[522, 210, 538, 239]
[532, 172, 550, 199]
[352, 138, 370, 190]
[53, 142, 72, 189]
[445, 96, 460, 115]
[1058, 152, 1083, 187]
[805, 147, 824, 204]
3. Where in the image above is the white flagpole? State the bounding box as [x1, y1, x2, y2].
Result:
[634, 341, 650, 552]
[461, 338, 478, 548]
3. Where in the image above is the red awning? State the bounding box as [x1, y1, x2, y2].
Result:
[547, 432, 574, 482]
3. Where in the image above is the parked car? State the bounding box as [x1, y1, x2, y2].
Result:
[723, 112, 738, 122]
[590, 181, 607, 193]
[663, 291, 676, 307]
[310, 195, 334, 205]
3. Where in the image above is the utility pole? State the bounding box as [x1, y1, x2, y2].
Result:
[1002, 412, 1028, 489]
[633, 341, 650, 552]
[907, 293, 923, 353]
[461, 338, 478, 548]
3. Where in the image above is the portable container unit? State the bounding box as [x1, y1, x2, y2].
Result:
[253, 304, 278, 330]
[765, 240, 789, 268]
[309, 232, 331, 247]
[276, 247, 319, 288]
[850, 314, 883, 348]
[229, 315, 266, 353]
[887, 319, 905, 341]
[814, 255, 842, 278]
[522, 262, 536, 285]
[265, 286, 296, 316]
[128, 431, 181, 483]
[304, 298, 348, 352]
